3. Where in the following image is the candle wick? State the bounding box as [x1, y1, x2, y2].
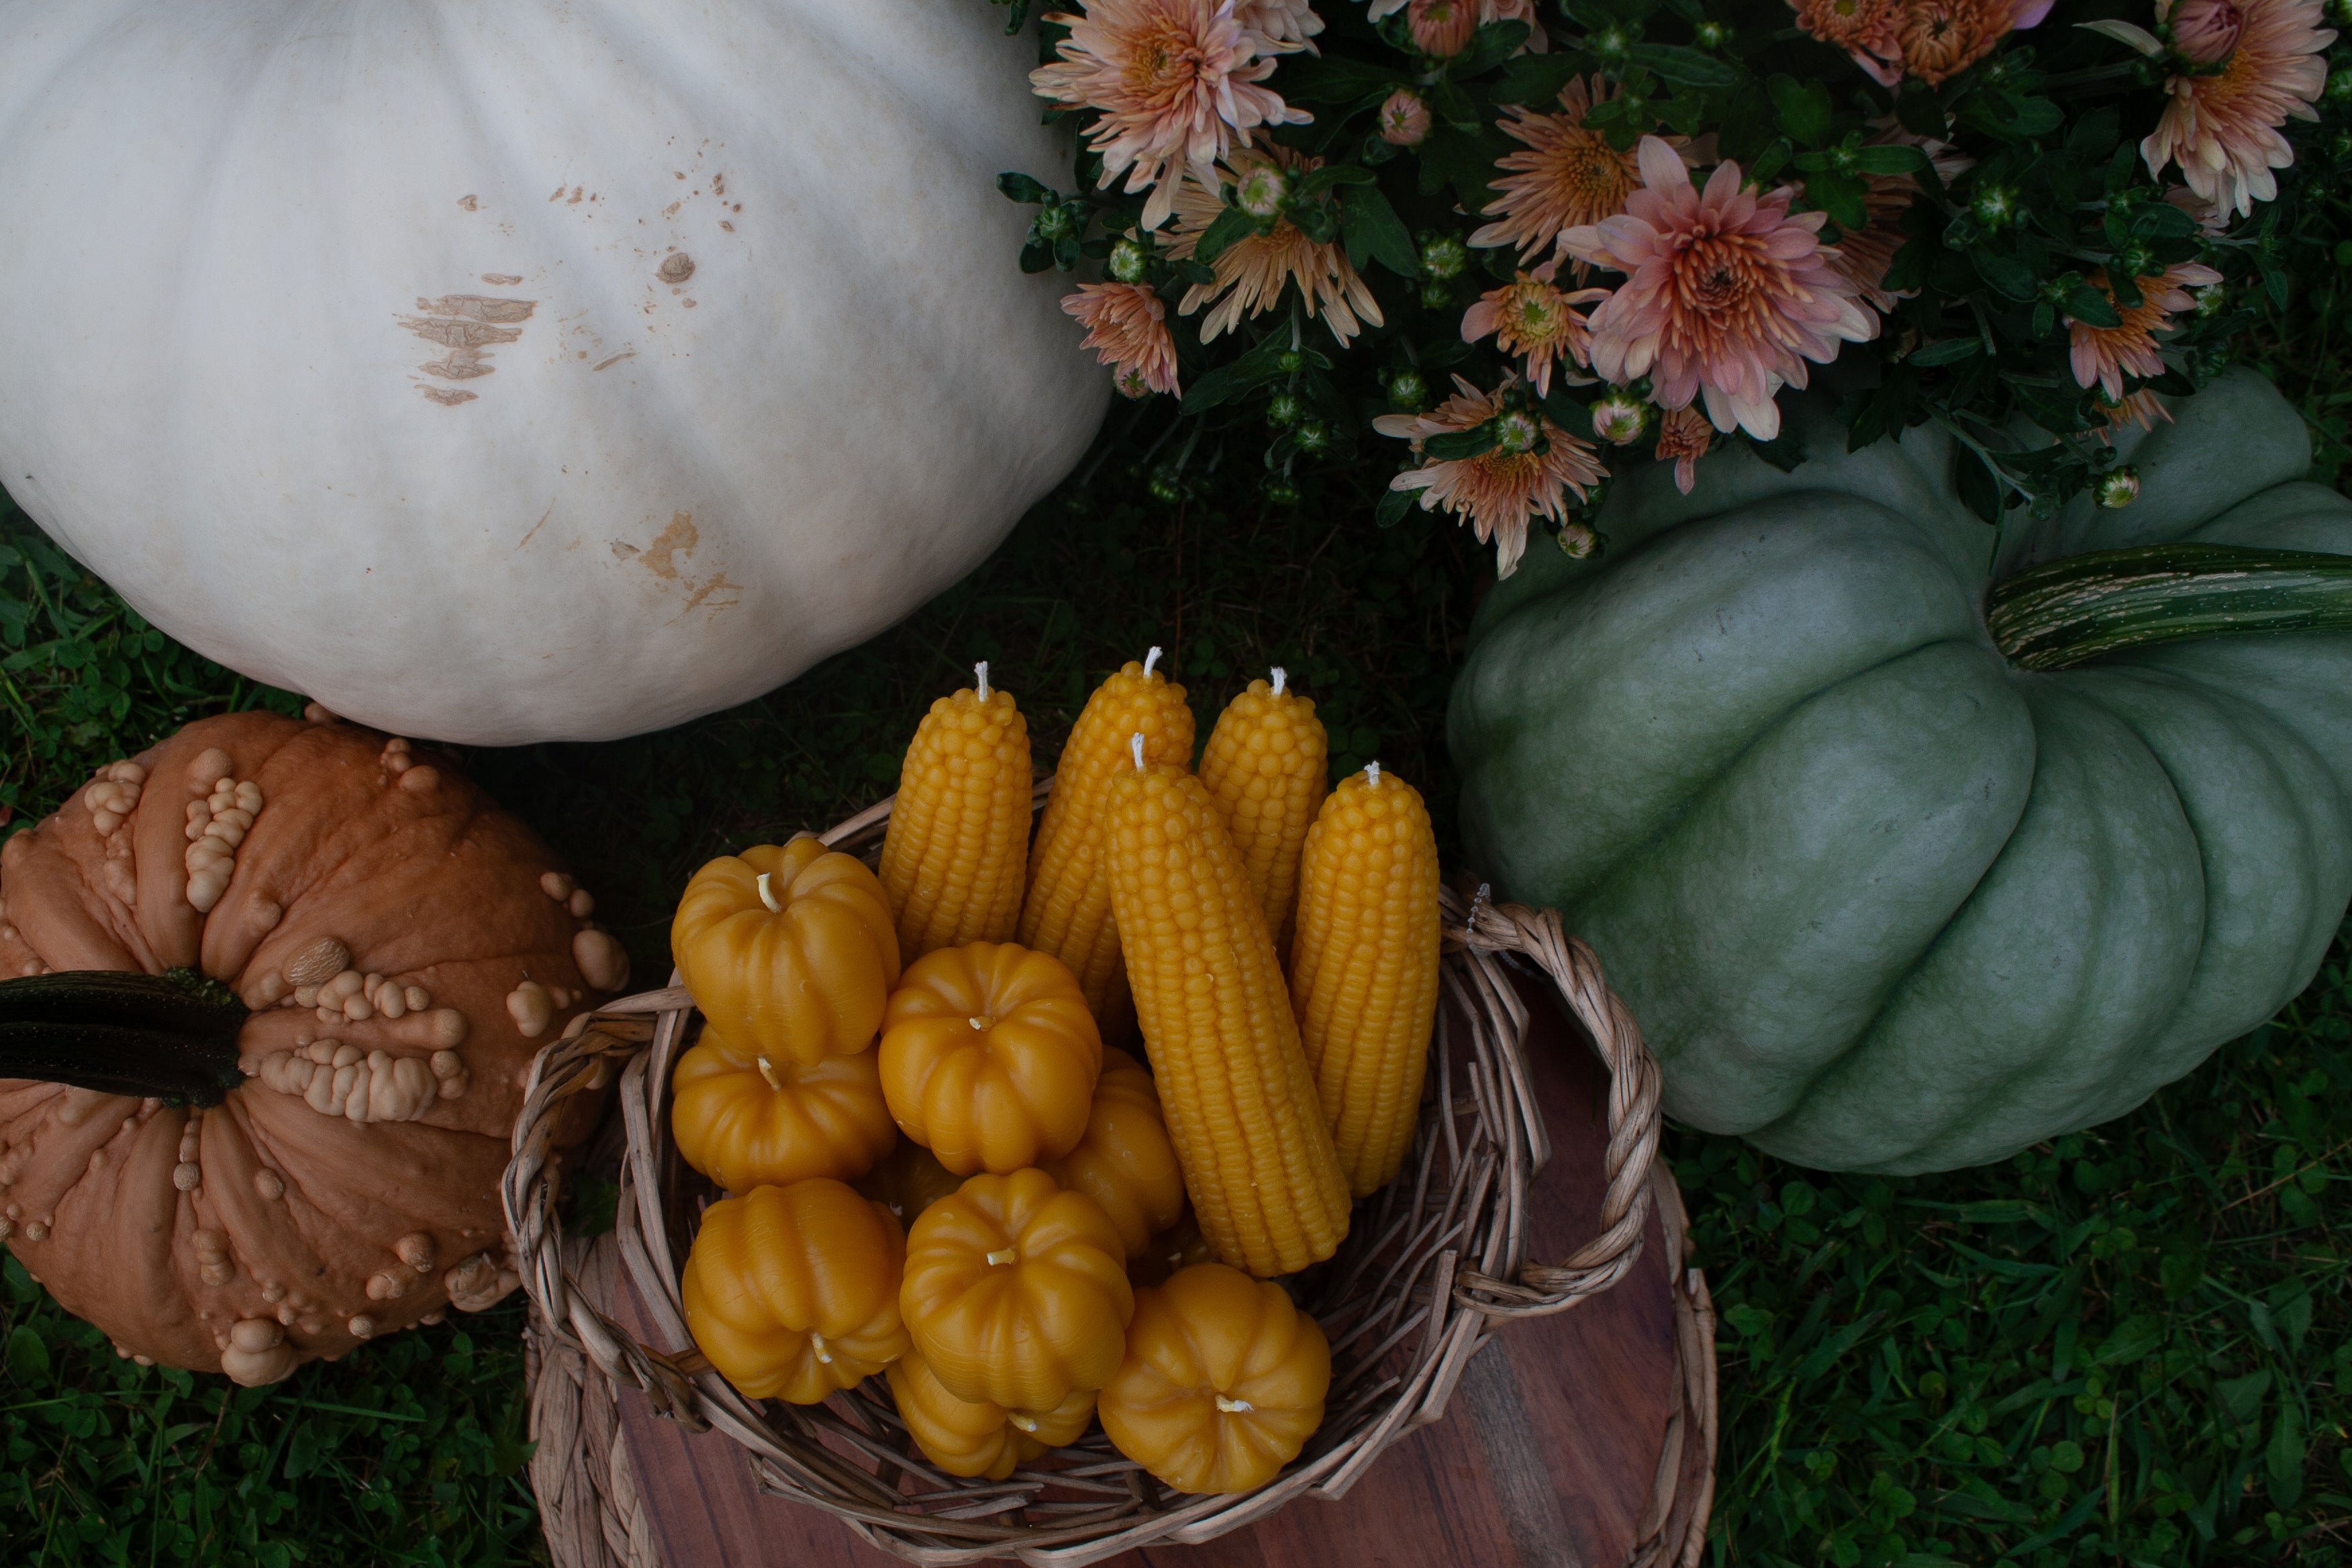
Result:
[755, 871, 782, 912]
[1366, 761, 1381, 786]
[1270, 667, 1286, 696]
[810, 1331, 833, 1365]
[1008, 1412, 1038, 1432]
[985, 1247, 1018, 1266]
[756, 1055, 784, 1091]
[974, 660, 990, 700]
[1143, 646, 1163, 677]
[968, 1015, 995, 1032]
[1214, 1394, 1255, 1414]
[1130, 732, 1146, 771]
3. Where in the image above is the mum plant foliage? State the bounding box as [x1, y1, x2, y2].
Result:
[991, 0, 2351, 573]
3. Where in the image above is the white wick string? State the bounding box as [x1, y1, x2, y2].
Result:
[974, 660, 990, 699]
[1271, 667, 1287, 695]
[755, 871, 781, 912]
[1130, 732, 1146, 770]
[1143, 645, 1163, 677]
[1366, 761, 1381, 785]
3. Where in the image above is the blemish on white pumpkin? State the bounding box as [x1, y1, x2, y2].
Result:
[591, 352, 635, 371]
[656, 253, 696, 285]
[517, 506, 553, 551]
[482, 273, 523, 286]
[458, 195, 479, 211]
[421, 388, 479, 407]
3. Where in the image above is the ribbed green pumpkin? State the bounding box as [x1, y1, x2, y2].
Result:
[1449, 370, 2352, 1173]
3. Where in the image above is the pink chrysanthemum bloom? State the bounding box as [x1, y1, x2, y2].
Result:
[1835, 0, 2053, 85]
[1030, 0, 1309, 232]
[1063, 283, 1181, 398]
[2065, 262, 2224, 401]
[1406, 0, 1479, 54]
[1560, 138, 1879, 440]
[1654, 405, 1716, 495]
[1379, 88, 1433, 144]
[2141, 0, 2335, 218]
[1373, 376, 1606, 577]
[1471, 79, 1690, 266]
[1460, 268, 1610, 395]
[1236, 0, 1324, 51]
[1791, 0, 1905, 80]
[1165, 148, 1384, 344]
[1371, 0, 1549, 42]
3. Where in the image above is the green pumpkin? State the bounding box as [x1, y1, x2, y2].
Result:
[1449, 370, 2352, 1173]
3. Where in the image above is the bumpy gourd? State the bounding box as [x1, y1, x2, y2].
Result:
[671, 1026, 895, 1193]
[1041, 1047, 1186, 1261]
[877, 666, 1033, 959]
[879, 942, 1102, 1175]
[1197, 671, 1329, 950]
[885, 1351, 1095, 1480]
[1097, 1263, 1332, 1494]
[0, 711, 614, 1381]
[898, 1169, 1132, 1411]
[1289, 767, 1442, 1197]
[1451, 369, 2352, 1173]
[1105, 758, 1351, 1277]
[681, 1179, 910, 1404]
[671, 839, 899, 1067]
[1018, 653, 1195, 1032]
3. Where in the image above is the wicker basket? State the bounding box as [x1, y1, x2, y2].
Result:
[504, 788, 1710, 1567]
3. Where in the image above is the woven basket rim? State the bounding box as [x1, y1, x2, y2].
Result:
[503, 786, 1704, 1567]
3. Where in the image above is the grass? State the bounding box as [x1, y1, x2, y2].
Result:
[3, 380, 2351, 1565]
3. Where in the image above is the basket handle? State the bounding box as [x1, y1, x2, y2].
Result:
[1440, 887, 1665, 1321]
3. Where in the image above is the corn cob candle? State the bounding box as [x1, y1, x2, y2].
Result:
[878, 663, 1034, 959]
[1197, 668, 1328, 953]
[1107, 736, 1350, 1277]
[1018, 650, 1195, 1031]
[1289, 763, 1442, 1198]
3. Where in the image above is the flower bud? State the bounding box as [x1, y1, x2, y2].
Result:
[2096, 467, 2141, 509]
[1379, 89, 1432, 146]
[1493, 410, 1541, 454]
[1970, 185, 2016, 230]
[1589, 391, 1649, 445]
[1418, 233, 1469, 280]
[1385, 369, 1429, 411]
[2168, 0, 2243, 63]
[1108, 238, 1151, 283]
[1234, 162, 1288, 219]
[1295, 420, 1332, 454]
[1267, 390, 1304, 427]
[1558, 522, 1599, 558]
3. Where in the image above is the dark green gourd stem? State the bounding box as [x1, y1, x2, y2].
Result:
[0, 967, 248, 1106]
[1988, 543, 2352, 672]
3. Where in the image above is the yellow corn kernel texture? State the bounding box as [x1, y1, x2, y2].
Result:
[1018, 656, 1194, 1032]
[1289, 767, 1442, 1198]
[1106, 761, 1350, 1277]
[1197, 673, 1328, 954]
[879, 675, 1033, 959]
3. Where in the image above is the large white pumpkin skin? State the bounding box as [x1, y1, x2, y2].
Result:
[0, 2, 1108, 744]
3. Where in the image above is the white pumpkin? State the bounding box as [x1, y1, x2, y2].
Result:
[0, 1, 1107, 744]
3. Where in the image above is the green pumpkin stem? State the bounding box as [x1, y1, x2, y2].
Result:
[0, 967, 248, 1107]
[1988, 543, 2352, 672]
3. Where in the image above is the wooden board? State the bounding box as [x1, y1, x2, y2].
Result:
[605, 978, 1688, 1567]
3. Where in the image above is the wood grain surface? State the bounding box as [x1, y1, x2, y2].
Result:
[606, 975, 1682, 1567]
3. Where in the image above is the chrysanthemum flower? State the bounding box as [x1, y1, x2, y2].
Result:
[1406, 0, 1478, 54]
[2098, 389, 2175, 442]
[1460, 268, 1610, 395]
[1379, 88, 1433, 144]
[1826, 0, 2051, 85]
[1373, 376, 1606, 577]
[1371, 0, 1549, 44]
[2065, 262, 2222, 402]
[1031, 0, 1309, 232]
[1165, 148, 1385, 344]
[1560, 138, 1879, 440]
[2141, 0, 2335, 218]
[1063, 283, 1181, 397]
[1235, 0, 1324, 50]
[1471, 79, 1689, 266]
[1654, 405, 1716, 495]
[1790, 0, 1905, 80]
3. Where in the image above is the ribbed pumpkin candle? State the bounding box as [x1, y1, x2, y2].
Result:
[1018, 650, 1195, 1030]
[1289, 764, 1442, 1197]
[878, 663, 1033, 959]
[1197, 669, 1328, 951]
[1106, 740, 1351, 1277]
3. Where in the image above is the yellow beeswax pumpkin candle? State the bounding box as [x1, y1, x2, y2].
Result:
[1106, 739, 1352, 1277]
[1098, 1263, 1332, 1494]
[672, 838, 901, 1065]
[1197, 669, 1328, 951]
[899, 1168, 1133, 1411]
[886, 1350, 1095, 1480]
[879, 942, 1102, 1175]
[671, 1025, 896, 1192]
[877, 663, 1034, 959]
[1018, 648, 1195, 1033]
[855, 1138, 965, 1227]
[1042, 1046, 1186, 1261]
[681, 1179, 912, 1404]
[1290, 763, 1442, 1197]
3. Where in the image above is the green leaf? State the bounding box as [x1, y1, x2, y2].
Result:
[1373, 485, 1418, 528]
[1340, 185, 1419, 279]
[1628, 44, 1738, 87]
[1282, 54, 1408, 107]
[2063, 283, 2123, 329]
[2216, 1369, 2272, 1428]
[1803, 170, 1870, 233]
[2269, 1403, 2306, 1509]
[1767, 75, 1834, 148]
[1449, 20, 1532, 77]
[995, 172, 1052, 205]
[1972, 248, 2038, 302]
[1955, 445, 2004, 522]
[1191, 205, 1259, 266]
[1494, 52, 1584, 106]
[1908, 337, 1983, 368]
[1853, 144, 1933, 177]
[2092, 1314, 2165, 1366]
[5, 1323, 48, 1379]
[1295, 162, 1379, 197]
[1424, 426, 1499, 461]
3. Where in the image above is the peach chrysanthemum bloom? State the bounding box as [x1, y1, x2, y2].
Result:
[1790, 0, 1905, 80]
[2097, 389, 2175, 443]
[2065, 262, 2224, 402]
[2141, 0, 2335, 218]
[1832, 0, 2051, 85]
[1373, 376, 1606, 577]
[1373, 0, 1549, 46]
[1030, 0, 1309, 233]
[1063, 283, 1181, 397]
[1560, 138, 1879, 440]
[1471, 78, 1687, 266]
[1460, 268, 1610, 395]
[1654, 405, 1716, 495]
[1406, 0, 1479, 54]
[1165, 147, 1385, 344]
[1236, 0, 1324, 52]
